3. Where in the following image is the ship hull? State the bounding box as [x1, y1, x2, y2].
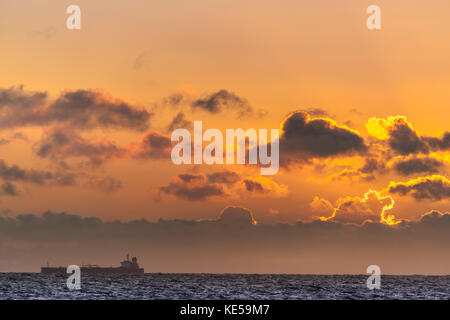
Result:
[41, 267, 144, 275]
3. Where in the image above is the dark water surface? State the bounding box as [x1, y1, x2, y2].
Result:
[0, 273, 448, 300]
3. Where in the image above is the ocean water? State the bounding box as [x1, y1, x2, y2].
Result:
[0, 273, 448, 300]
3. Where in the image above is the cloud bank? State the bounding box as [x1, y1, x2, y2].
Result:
[0, 208, 449, 274]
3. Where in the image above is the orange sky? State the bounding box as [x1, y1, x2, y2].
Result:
[0, 0, 449, 273]
[0, 0, 449, 223]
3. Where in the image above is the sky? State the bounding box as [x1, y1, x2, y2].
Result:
[0, 0, 449, 273]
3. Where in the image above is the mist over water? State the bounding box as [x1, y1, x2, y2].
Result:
[0, 274, 448, 300]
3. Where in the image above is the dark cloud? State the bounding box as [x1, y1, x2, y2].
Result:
[167, 112, 192, 132]
[159, 172, 285, 201]
[280, 111, 367, 165]
[241, 177, 287, 196]
[0, 86, 47, 109]
[366, 116, 449, 156]
[416, 210, 450, 228]
[191, 90, 253, 116]
[132, 131, 172, 159]
[217, 206, 256, 226]
[0, 159, 54, 185]
[0, 159, 78, 187]
[393, 157, 444, 176]
[0, 182, 19, 196]
[161, 93, 188, 107]
[0, 86, 151, 131]
[0, 86, 47, 128]
[35, 128, 126, 166]
[178, 173, 205, 183]
[423, 132, 450, 151]
[243, 179, 265, 193]
[0, 209, 449, 274]
[388, 175, 450, 201]
[0, 160, 118, 192]
[206, 171, 241, 185]
[361, 158, 385, 174]
[35, 128, 173, 165]
[387, 118, 428, 155]
[159, 173, 225, 201]
[45, 90, 151, 130]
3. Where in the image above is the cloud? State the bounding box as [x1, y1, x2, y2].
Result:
[319, 190, 398, 225]
[365, 116, 443, 156]
[0, 86, 48, 128]
[279, 111, 367, 166]
[46, 90, 151, 130]
[0, 159, 56, 185]
[329, 169, 375, 182]
[191, 90, 253, 116]
[131, 131, 172, 159]
[159, 173, 225, 201]
[0, 86, 151, 131]
[0, 85, 47, 108]
[206, 171, 241, 185]
[34, 128, 126, 166]
[423, 132, 450, 151]
[0, 159, 122, 193]
[0, 182, 19, 196]
[167, 112, 192, 132]
[388, 175, 450, 201]
[217, 206, 257, 226]
[35, 128, 174, 165]
[1, 208, 449, 273]
[161, 92, 189, 108]
[392, 157, 444, 176]
[416, 210, 450, 227]
[159, 171, 286, 201]
[242, 176, 288, 196]
[360, 158, 386, 174]
[0, 159, 79, 196]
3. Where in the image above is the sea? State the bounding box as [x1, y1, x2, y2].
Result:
[0, 273, 448, 300]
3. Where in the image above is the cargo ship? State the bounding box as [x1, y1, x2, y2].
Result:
[41, 254, 144, 274]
